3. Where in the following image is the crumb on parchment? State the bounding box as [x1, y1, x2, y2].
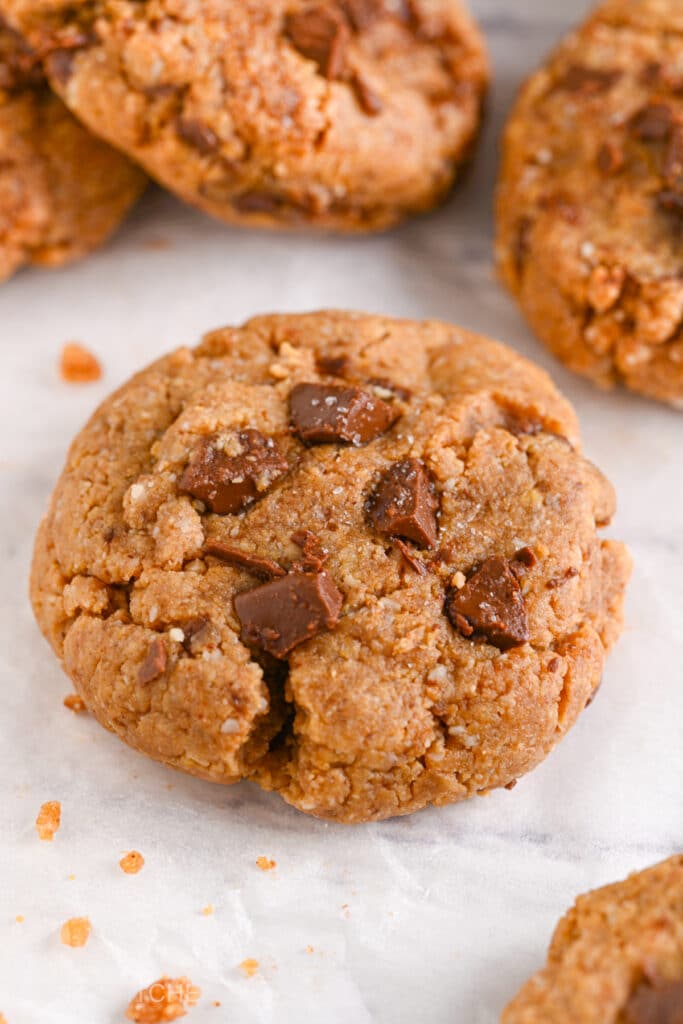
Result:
[201, 905, 213, 916]
[120, 851, 145, 875]
[239, 959, 259, 979]
[255, 857, 276, 872]
[60, 917, 91, 947]
[125, 977, 200, 1022]
[36, 800, 61, 841]
[59, 343, 102, 383]
[63, 693, 86, 713]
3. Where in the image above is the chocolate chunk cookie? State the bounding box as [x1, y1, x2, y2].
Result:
[496, 0, 683, 407]
[0, 18, 145, 283]
[30, 311, 630, 823]
[3, 0, 488, 232]
[502, 855, 683, 1023]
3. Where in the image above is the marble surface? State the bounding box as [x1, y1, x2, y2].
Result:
[2, 2, 682, 1021]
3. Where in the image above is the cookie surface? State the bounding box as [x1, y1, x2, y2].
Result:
[502, 855, 683, 1023]
[496, 0, 683, 407]
[0, 19, 145, 283]
[4, 0, 488, 232]
[30, 311, 630, 823]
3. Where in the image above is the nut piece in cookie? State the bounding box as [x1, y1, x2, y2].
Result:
[496, 0, 683, 406]
[7, 0, 488, 232]
[502, 855, 683, 1024]
[30, 312, 630, 823]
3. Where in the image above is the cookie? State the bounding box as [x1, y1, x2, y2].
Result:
[496, 0, 683, 407]
[30, 311, 630, 823]
[3, 0, 488, 233]
[502, 855, 683, 1023]
[0, 19, 145, 283]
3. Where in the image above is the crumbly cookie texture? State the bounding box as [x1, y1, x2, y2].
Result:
[30, 311, 630, 823]
[0, 19, 145, 283]
[496, 0, 683, 407]
[501, 855, 683, 1024]
[3, 0, 488, 232]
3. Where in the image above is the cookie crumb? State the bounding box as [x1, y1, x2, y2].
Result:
[36, 800, 61, 841]
[239, 959, 259, 978]
[120, 851, 145, 875]
[201, 904, 214, 916]
[59, 343, 102, 384]
[125, 977, 200, 1022]
[255, 856, 276, 872]
[15, 915, 24, 923]
[60, 916, 91, 947]
[305, 945, 314, 954]
[63, 693, 86, 713]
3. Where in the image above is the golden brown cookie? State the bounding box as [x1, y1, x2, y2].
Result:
[3, 0, 488, 232]
[30, 311, 630, 823]
[501, 855, 683, 1023]
[0, 18, 145, 283]
[496, 0, 683, 407]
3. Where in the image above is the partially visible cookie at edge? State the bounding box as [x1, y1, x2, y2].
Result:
[501, 855, 683, 1023]
[3, 0, 488, 232]
[30, 311, 630, 823]
[0, 17, 145, 283]
[496, 0, 683, 407]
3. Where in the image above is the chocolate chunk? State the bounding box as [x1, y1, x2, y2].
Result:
[176, 117, 219, 155]
[204, 541, 286, 579]
[659, 189, 683, 217]
[623, 979, 683, 1024]
[234, 571, 344, 659]
[291, 530, 328, 572]
[138, 637, 167, 684]
[555, 65, 621, 95]
[290, 383, 399, 445]
[513, 546, 537, 570]
[394, 538, 427, 575]
[179, 430, 287, 515]
[445, 557, 530, 650]
[368, 459, 439, 549]
[284, 5, 350, 79]
[630, 102, 675, 142]
[316, 352, 350, 377]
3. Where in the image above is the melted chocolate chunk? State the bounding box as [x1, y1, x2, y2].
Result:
[623, 979, 683, 1024]
[290, 383, 399, 445]
[630, 101, 675, 142]
[234, 571, 344, 659]
[555, 64, 621, 95]
[176, 116, 219, 155]
[316, 352, 350, 377]
[368, 459, 439, 549]
[284, 5, 350, 79]
[204, 541, 286, 579]
[138, 637, 167, 684]
[179, 430, 287, 515]
[445, 557, 530, 651]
